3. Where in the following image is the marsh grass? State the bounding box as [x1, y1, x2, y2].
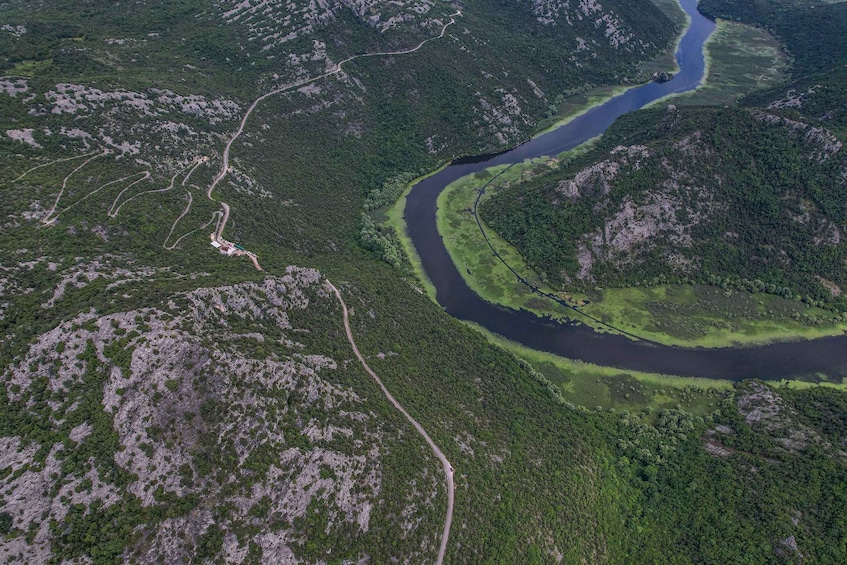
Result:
[677, 18, 788, 106]
[435, 153, 847, 349]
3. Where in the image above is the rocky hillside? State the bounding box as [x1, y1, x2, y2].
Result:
[743, 65, 847, 143]
[0, 265, 446, 563]
[0, 0, 675, 264]
[0, 1, 681, 560]
[12, 1, 847, 564]
[481, 105, 847, 306]
[480, 0, 847, 311]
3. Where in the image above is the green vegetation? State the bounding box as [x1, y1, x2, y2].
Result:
[636, 0, 687, 78]
[3, 0, 847, 562]
[476, 0, 847, 355]
[0, 0, 684, 561]
[622, 380, 847, 564]
[436, 161, 562, 310]
[437, 145, 847, 347]
[363, 172, 419, 211]
[743, 64, 847, 142]
[482, 105, 847, 310]
[575, 284, 847, 347]
[472, 322, 732, 414]
[700, 0, 847, 74]
[358, 212, 403, 268]
[678, 18, 787, 105]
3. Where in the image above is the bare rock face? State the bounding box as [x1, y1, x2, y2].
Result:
[556, 143, 712, 283]
[736, 381, 822, 454]
[0, 267, 439, 563]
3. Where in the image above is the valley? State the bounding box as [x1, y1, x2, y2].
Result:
[2, 0, 847, 563]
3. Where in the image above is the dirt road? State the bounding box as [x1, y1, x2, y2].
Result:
[207, 11, 461, 243]
[326, 281, 454, 565]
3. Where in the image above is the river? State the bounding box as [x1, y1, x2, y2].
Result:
[403, 0, 847, 381]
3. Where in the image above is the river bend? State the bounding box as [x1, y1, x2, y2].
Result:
[403, 0, 847, 381]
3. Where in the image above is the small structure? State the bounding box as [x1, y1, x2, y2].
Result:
[209, 233, 262, 270]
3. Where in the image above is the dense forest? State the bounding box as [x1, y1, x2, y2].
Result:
[699, 0, 847, 74]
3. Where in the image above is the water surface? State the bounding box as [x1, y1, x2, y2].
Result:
[404, 0, 847, 380]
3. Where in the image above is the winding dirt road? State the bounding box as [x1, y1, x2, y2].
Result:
[326, 281, 454, 565]
[207, 10, 462, 242]
[13, 148, 103, 183]
[42, 149, 110, 224]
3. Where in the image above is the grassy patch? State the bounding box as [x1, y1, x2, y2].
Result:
[534, 32, 685, 140]
[533, 85, 633, 139]
[11, 59, 53, 77]
[433, 143, 605, 317]
[383, 167, 445, 302]
[436, 162, 558, 310]
[471, 323, 732, 415]
[776, 377, 847, 391]
[581, 284, 847, 347]
[677, 18, 787, 105]
[388, 3, 695, 301]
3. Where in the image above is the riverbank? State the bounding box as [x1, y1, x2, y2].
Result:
[386, 43, 683, 305]
[469, 321, 847, 414]
[436, 160, 847, 349]
[386, 0, 693, 281]
[674, 17, 787, 105]
[385, 164, 446, 301]
[466, 320, 731, 415]
[390, 0, 847, 380]
[424, 2, 843, 350]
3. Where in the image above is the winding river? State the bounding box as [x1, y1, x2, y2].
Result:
[404, 0, 847, 381]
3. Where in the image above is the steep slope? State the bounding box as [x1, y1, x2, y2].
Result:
[743, 65, 847, 142]
[481, 104, 847, 308]
[480, 0, 847, 312]
[0, 268, 450, 562]
[699, 0, 847, 75]
[0, 0, 676, 266]
[0, 2, 682, 561]
[7, 253, 846, 564]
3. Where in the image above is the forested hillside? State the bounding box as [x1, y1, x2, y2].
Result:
[481, 0, 847, 311]
[701, 0, 847, 141]
[3, 0, 847, 563]
[744, 65, 847, 141]
[0, 0, 683, 562]
[699, 0, 847, 74]
[481, 105, 847, 307]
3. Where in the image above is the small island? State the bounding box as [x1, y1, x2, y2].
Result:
[652, 70, 675, 83]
